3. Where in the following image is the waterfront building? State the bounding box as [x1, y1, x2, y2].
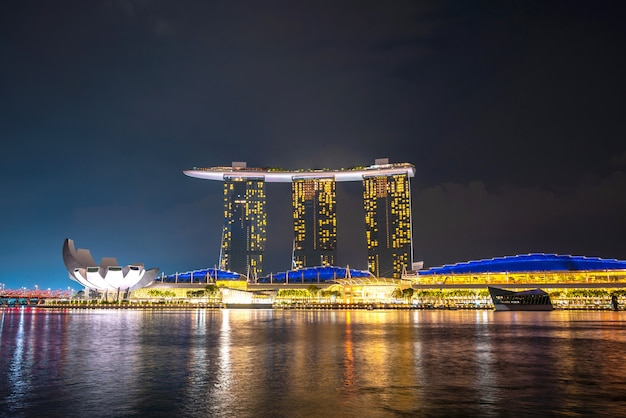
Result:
[56, 250, 626, 309]
[292, 177, 337, 269]
[363, 170, 413, 278]
[412, 253, 626, 288]
[257, 265, 373, 284]
[221, 174, 267, 278]
[62, 238, 158, 293]
[184, 159, 416, 278]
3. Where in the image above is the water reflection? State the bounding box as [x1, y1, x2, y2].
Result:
[343, 311, 354, 388]
[2, 309, 626, 416]
[8, 309, 28, 409]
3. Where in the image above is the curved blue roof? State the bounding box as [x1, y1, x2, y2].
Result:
[419, 254, 626, 275]
[257, 266, 373, 284]
[159, 268, 243, 283]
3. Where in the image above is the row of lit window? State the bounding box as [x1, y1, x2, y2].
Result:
[292, 197, 336, 208]
[413, 272, 626, 285]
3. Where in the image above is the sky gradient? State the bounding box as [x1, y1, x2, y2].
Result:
[2, 1, 625, 290]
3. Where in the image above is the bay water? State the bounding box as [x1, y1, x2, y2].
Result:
[1, 308, 626, 417]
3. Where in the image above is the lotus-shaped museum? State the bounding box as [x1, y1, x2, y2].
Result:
[63, 238, 158, 291]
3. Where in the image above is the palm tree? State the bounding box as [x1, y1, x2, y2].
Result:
[307, 285, 321, 301]
[205, 284, 218, 300]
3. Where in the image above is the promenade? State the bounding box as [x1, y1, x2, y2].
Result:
[27, 300, 622, 311]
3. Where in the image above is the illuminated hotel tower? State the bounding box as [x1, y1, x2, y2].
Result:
[292, 178, 337, 269]
[220, 176, 267, 277]
[184, 159, 414, 278]
[363, 171, 413, 278]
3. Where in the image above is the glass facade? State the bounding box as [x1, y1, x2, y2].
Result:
[292, 178, 337, 269]
[220, 177, 266, 278]
[413, 270, 626, 287]
[363, 174, 413, 278]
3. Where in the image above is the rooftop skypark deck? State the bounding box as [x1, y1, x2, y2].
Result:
[183, 161, 416, 182]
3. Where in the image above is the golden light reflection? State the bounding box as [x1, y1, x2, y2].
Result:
[207, 309, 234, 411]
[473, 312, 499, 413]
[343, 311, 355, 388]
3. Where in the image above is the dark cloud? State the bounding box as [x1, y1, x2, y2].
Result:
[610, 152, 626, 169]
[415, 170, 626, 266]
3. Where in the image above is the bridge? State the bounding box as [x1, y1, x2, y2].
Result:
[0, 289, 71, 306]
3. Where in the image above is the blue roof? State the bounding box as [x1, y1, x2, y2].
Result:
[257, 266, 373, 284]
[419, 254, 626, 275]
[158, 265, 374, 284]
[159, 268, 242, 283]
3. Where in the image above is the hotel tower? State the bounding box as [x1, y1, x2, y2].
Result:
[220, 172, 267, 278]
[184, 159, 415, 278]
[292, 177, 337, 269]
[363, 172, 412, 278]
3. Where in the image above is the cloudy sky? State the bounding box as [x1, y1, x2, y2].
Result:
[2, 1, 625, 290]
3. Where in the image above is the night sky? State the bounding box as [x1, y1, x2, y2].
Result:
[2, 1, 625, 290]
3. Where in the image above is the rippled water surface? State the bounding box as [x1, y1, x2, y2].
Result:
[1, 308, 626, 417]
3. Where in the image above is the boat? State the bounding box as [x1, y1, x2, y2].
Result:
[488, 286, 554, 311]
